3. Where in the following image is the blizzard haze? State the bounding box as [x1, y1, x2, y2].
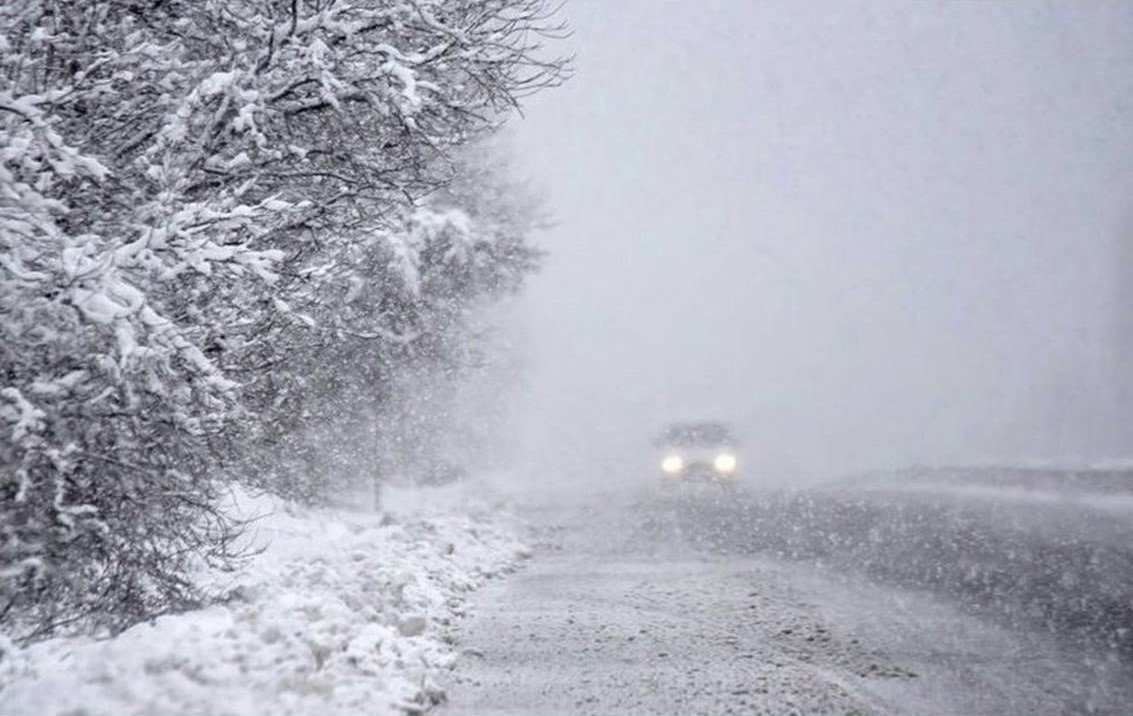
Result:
[508, 1, 1133, 485]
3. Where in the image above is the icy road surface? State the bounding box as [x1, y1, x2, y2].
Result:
[442, 483, 1133, 716]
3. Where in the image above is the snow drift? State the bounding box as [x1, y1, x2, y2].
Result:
[0, 479, 529, 716]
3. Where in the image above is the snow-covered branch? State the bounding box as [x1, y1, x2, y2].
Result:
[0, 0, 566, 641]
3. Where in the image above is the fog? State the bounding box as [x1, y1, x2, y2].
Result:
[506, 1, 1133, 485]
[8, 5, 1133, 710]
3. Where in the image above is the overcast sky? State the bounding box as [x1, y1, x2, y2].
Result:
[504, 1, 1133, 483]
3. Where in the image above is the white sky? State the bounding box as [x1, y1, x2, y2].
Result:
[505, 1, 1133, 483]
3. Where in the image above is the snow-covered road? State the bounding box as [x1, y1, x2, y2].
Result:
[442, 485, 1133, 716]
[4, 475, 1128, 715]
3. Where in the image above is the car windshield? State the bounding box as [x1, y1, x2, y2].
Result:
[659, 422, 735, 448]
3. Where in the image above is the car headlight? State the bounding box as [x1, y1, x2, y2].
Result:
[661, 455, 684, 474]
[714, 453, 737, 473]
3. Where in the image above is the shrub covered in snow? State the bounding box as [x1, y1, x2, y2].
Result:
[0, 0, 566, 639]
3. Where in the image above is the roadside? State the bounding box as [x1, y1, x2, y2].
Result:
[0, 478, 529, 716]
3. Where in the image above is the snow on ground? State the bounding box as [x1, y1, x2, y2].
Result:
[0, 476, 530, 716]
[441, 488, 1133, 716]
[868, 481, 1133, 514]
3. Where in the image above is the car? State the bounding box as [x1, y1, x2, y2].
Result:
[655, 421, 740, 484]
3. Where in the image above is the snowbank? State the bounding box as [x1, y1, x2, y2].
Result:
[0, 478, 530, 716]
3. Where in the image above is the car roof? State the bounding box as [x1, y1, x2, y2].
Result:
[657, 421, 736, 446]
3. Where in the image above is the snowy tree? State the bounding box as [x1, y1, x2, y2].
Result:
[235, 142, 547, 502]
[1, 0, 566, 638]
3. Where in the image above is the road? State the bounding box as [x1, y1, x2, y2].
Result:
[441, 472, 1133, 715]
